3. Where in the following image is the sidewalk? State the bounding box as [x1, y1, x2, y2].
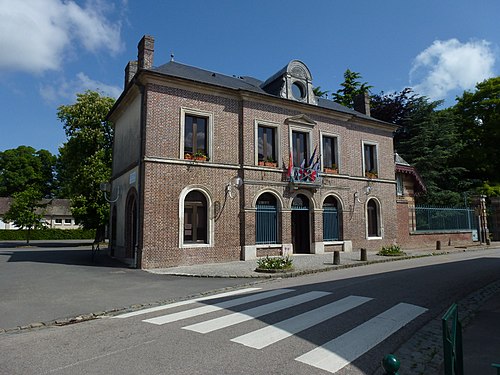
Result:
[147, 243, 498, 278]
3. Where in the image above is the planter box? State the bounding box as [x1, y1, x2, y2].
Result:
[324, 168, 338, 174]
[264, 162, 277, 167]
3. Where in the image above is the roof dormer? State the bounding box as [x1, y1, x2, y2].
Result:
[261, 60, 317, 105]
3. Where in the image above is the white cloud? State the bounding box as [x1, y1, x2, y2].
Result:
[410, 39, 496, 100]
[40, 72, 121, 104]
[0, 0, 123, 74]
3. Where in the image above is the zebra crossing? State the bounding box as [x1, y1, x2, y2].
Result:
[115, 287, 427, 374]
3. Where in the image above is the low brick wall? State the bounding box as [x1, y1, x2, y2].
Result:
[397, 201, 474, 248]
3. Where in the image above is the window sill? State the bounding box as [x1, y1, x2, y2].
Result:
[367, 236, 382, 240]
[181, 243, 212, 248]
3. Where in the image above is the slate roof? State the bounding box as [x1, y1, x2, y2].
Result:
[150, 61, 384, 123]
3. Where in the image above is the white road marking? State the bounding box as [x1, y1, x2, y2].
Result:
[295, 302, 428, 373]
[114, 287, 262, 318]
[143, 289, 294, 325]
[231, 295, 372, 349]
[183, 291, 331, 334]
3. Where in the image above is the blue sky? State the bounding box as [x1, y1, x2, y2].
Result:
[0, 0, 498, 155]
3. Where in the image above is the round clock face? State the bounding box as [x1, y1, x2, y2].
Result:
[292, 82, 305, 100]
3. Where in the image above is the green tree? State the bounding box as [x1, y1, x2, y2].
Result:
[398, 101, 469, 206]
[3, 187, 46, 244]
[0, 146, 56, 197]
[56, 90, 115, 240]
[454, 77, 500, 189]
[331, 69, 372, 108]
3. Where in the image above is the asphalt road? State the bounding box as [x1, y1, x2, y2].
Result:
[1, 249, 499, 375]
[0, 243, 251, 329]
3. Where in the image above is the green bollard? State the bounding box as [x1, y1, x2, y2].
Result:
[382, 354, 400, 375]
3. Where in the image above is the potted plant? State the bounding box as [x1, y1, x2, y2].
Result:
[264, 156, 277, 167]
[324, 163, 338, 174]
[365, 169, 378, 179]
[193, 151, 208, 161]
[184, 153, 193, 160]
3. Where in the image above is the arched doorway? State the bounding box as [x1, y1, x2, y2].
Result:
[125, 189, 138, 264]
[291, 194, 310, 253]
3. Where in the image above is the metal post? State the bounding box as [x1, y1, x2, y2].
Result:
[381, 354, 400, 374]
[360, 248, 367, 261]
[333, 250, 340, 265]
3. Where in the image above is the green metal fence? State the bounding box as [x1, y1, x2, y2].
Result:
[413, 206, 477, 232]
[442, 303, 464, 375]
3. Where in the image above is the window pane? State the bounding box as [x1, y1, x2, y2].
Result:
[196, 117, 207, 154]
[184, 206, 193, 242]
[184, 116, 194, 154]
[258, 126, 264, 160]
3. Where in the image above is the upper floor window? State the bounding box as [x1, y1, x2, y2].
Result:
[322, 135, 339, 172]
[180, 108, 213, 161]
[292, 131, 309, 167]
[396, 174, 404, 196]
[363, 142, 378, 178]
[258, 125, 277, 165]
[185, 115, 207, 157]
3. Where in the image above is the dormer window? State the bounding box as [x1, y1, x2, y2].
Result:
[260, 60, 317, 105]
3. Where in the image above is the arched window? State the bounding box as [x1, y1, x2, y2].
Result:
[323, 196, 341, 241]
[256, 193, 278, 244]
[367, 199, 380, 237]
[184, 190, 207, 244]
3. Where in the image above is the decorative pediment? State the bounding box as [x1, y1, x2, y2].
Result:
[285, 114, 317, 127]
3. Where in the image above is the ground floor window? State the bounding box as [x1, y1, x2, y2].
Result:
[323, 196, 341, 241]
[256, 193, 278, 244]
[367, 198, 381, 237]
[184, 190, 208, 244]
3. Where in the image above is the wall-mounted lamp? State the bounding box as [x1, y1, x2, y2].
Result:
[100, 182, 121, 203]
[226, 176, 243, 199]
[215, 176, 244, 222]
[364, 179, 373, 195]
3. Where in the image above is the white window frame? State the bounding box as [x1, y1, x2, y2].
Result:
[254, 120, 281, 166]
[362, 140, 379, 177]
[320, 131, 340, 172]
[179, 108, 214, 160]
[178, 186, 214, 248]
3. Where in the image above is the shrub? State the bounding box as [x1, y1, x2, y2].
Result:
[377, 244, 406, 256]
[256, 255, 293, 270]
[0, 228, 96, 241]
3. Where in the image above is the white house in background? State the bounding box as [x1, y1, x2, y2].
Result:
[0, 198, 79, 230]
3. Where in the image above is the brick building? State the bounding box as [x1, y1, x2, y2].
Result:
[108, 35, 399, 269]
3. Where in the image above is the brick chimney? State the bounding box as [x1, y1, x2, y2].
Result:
[354, 91, 371, 116]
[138, 35, 154, 70]
[124, 60, 138, 88]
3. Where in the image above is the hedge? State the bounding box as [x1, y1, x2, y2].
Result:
[0, 228, 96, 240]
